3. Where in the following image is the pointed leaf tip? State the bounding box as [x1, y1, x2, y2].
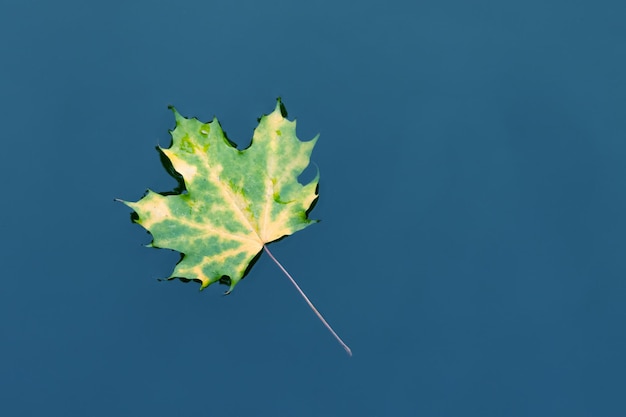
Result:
[274, 97, 288, 117]
[115, 198, 134, 209]
[168, 105, 184, 123]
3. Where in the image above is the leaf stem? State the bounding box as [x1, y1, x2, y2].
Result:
[263, 245, 352, 356]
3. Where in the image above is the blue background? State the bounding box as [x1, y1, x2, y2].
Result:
[2, 0, 626, 416]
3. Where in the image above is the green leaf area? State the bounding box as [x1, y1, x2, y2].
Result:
[122, 100, 318, 292]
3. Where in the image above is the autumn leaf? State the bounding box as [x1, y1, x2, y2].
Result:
[118, 100, 351, 355]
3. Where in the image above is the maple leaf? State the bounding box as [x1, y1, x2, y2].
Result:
[118, 100, 351, 355]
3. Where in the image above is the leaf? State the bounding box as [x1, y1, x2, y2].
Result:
[118, 100, 351, 355]
[121, 100, 317, 291]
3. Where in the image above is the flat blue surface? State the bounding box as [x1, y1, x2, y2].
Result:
[2, 0, 626, 415]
